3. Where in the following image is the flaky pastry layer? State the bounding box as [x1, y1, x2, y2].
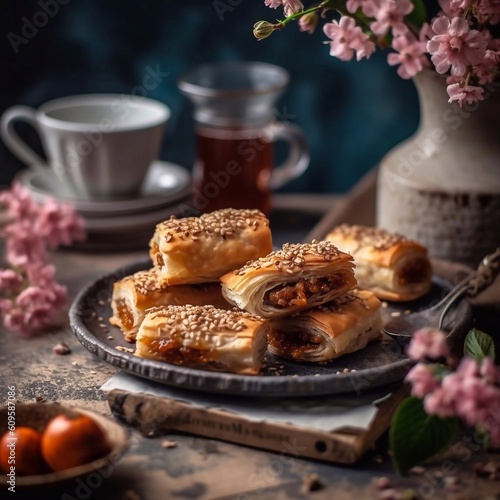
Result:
[135, 305, 268, 375]
[268, 290, 383, 362]
[109, 269, 229, 342]
[149, 208, 273, 285]
[325, 224, 432, 302]
[221, 240, 357, 319]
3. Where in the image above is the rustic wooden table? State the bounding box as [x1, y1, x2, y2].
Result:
[1, 191, 499, 500]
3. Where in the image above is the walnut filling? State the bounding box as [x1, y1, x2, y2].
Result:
[143, 337, 213, 366]
[151, 243, 164, 267]
[117, 301, 134, 331]
[397, 259, 432, 286]
[265, 274, 344, 308]
[269, 329, 322, 359]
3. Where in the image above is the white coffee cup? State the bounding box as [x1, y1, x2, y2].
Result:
[1, 94, 171, 199]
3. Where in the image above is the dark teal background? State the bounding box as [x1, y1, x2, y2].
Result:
[2, 0, 427, 193]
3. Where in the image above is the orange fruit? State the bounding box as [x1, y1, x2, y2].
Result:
[0, 427, 48, 476]
[41, 414, 111, 471]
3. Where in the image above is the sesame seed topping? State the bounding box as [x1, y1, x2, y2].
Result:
[122, 269, 218, 297]
[154, 209, 268, 244]
[234, 240, 350, 276]
[125, 269, 168, 296]
[145, 305, 264, 342]
[328, 224, 411, 251]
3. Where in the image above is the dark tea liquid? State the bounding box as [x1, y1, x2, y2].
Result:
[193, 126, 274, 214]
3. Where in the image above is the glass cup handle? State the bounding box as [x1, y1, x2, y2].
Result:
[265, 122, 310, 190]
[1, 106, 47, 167]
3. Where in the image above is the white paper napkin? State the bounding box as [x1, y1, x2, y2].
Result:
[101, 372, 390, 433]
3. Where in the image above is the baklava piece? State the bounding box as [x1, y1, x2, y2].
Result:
[326, 224, 432, 302]
[221, 240, 357, 319]
[149, 208, 273, 285]
[268, 290, 383, 362]
[135, 305, 268, 375]
[109, 269, 229, 342]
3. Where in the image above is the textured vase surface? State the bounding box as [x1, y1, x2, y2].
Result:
[376, 70, 500, 267]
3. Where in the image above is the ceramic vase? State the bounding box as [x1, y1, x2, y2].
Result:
[376, 70, 500, 267]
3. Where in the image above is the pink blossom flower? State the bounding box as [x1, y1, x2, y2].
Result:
[16, 285, 55, 308]
[4, 222, 48, 267]
[24, 305, 55, 332]
[0, 269, 24, 292]
[418, 22, 434, 43]
[406, 328, 449, 361]
[405, 363, 441, 398]
[455, 356, 480, 377]
[16, 274, 67, 310]
[478, 0, 500, 24]
[424, 385, 457, 417]
[423, 357, 500, 435]
[0, 298, 13, 314]
[388, 33, 429, 78]
[0, 183, 85, 336]
[346, 0, 374, 14]
[264, 0, 303, 17]
[480, 357, 500, 383]
[473, 49, 499, 84]
[299, 12, 318, 34]
[324, 16, 375, 62]
[283, 0, 304, 17]
[34, 198, 86, 248]
[8, 284, 67, 335]
[452, 0, 476, 7]
[370, 0, 414, 37]
[258, 0, 498, 107]
[447, 82, 485, 105]
[2, 309, 31, 336]
[0, 184, 38, 222]
[423, 358, 478, 418]
[427, 16, 487, 77]
[349, 32, 376, 60]
[25, 263, 56, 288]
[450, 358, 500, 426]
[4, 304, 52, 337]
[455, 378, 500, 426]
[441, 0, 475, 13]
[264, 0, 283, 8]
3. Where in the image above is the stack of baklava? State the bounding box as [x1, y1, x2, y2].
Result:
[220, 239, 383, 365]
[110, 209, 432, 375]
[110, 208, 273, 374]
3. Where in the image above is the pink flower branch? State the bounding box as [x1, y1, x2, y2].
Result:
[404, 328, 500, 448]
[0, 184, 86, 337]
[255, 0, 500, 106]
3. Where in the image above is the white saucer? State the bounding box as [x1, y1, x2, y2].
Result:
[16, 161, 192, 217]
[81, 202, 192, 234]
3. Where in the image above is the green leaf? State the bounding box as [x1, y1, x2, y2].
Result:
[390, 397, 458, 475]
[406, 0, 427, 29]
[464, 328, 496, 362]
[430, 363, 452, 380]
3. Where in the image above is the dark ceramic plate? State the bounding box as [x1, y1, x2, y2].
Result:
[70, 259, 470, 397]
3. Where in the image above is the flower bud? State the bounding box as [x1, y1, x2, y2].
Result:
[253, 21, 276, 40]
[283, 0, 304, 18]
[298, 12, 318, 34]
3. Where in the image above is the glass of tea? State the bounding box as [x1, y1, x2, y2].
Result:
[178, 61, 309, 215]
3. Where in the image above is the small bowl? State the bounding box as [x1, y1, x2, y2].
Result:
[0, 402, 129, 489]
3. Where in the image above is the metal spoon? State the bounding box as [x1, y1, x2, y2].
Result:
[382, 247, 500, 338]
